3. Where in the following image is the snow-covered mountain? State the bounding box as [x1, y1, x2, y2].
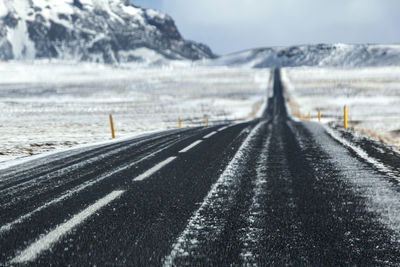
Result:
[208, 44, 400, 68]
[0, 0, 215, 64]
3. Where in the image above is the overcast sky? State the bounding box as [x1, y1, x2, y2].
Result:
[131, 0, 400, 55]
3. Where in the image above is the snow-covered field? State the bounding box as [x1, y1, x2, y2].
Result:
[282, 67, 400, 147]
[0, 61, 270, 163]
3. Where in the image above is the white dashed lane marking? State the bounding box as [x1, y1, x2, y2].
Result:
[11, 190, 125, 264]
[133, 157, 177, 182]
[217, 126, 229, 132]
[179, 140, 203, 153]
[203, 131, 217, 139]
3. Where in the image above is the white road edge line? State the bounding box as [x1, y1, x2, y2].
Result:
[11, 190, 125, 264]
[203, 131, 217, 139]
[133, 157, 176, 182]
[217, 126, 229, 132]
[179, 140, 202, 153]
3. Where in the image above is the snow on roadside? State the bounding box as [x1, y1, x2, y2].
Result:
[305, 122, 400, 240]
[281, 67, 400, 148]
[0, 62, 270, 164]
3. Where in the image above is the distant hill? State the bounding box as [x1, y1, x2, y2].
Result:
[0, 0, 215, 64]
[207, 44, 400, 68]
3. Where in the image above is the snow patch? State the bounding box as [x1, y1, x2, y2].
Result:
[7, 20, 35, 59]
[0, 1, 8, 17]
[145, 8, 166, 20]
[118, 47, 166, 63]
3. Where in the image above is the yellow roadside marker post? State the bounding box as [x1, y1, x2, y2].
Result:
[308, 112, 311, 121]
[109, 114, 115, 139]
[318, 109, 321, 122]
[205, 118, 209, 126]
[178, 117, 182, 128]
[344, 105, 348, 129]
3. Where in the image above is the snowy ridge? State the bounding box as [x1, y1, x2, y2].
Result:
[0, 0, 215, 64]
[207, 44, 400, 68]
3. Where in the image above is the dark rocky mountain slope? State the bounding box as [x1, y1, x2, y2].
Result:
[0, 0, 215, 63]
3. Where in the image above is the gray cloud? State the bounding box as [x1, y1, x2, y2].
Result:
[140, 0, 400, 54]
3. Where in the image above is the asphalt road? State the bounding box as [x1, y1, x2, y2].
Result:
[2, 70, 400, 266]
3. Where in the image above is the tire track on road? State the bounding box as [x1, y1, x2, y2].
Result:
[164, 120, 267, 266]
[16, 123, 251, 266]
[0, 129, 194, 189]
[0, 132, 185, 207]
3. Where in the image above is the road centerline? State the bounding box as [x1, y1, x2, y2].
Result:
[203, 131, 217, 139]
[133, 157, 177, 182]
[11, 190, 125, 264]
[217, 126, 229, 132]
[179, 140, 203, 153]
